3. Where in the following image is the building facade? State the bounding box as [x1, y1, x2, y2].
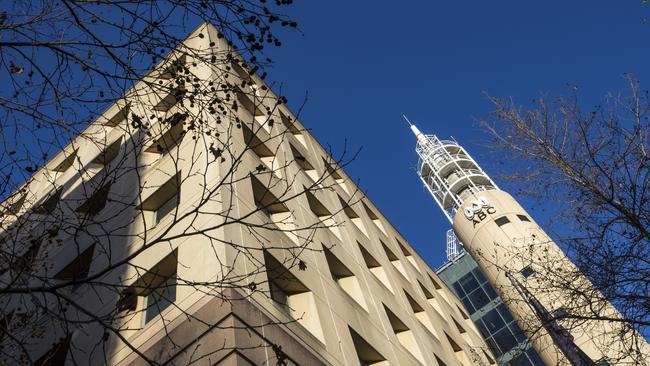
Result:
[0, 23, 497, 365]
[437, 251, 544, 366]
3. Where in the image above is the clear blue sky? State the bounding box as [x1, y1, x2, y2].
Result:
[263, 1, 650, 267]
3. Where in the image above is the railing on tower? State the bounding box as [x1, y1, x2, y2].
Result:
[405, 117, 497, 222]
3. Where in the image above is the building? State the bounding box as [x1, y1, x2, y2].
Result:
[0, 22, 498, 365]
[437, 249, 544, 366]
[408, 123, 650, 365]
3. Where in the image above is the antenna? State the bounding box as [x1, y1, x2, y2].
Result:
[402, 114, 413, 126]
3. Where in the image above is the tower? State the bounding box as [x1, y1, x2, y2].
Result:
[409, 120, 649, 365]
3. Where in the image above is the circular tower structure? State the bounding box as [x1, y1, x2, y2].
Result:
[409, 121, 647, 365]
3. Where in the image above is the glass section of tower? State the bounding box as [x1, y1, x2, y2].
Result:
[437, 252, 545, 366]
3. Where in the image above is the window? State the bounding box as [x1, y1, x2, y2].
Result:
[104, 104, 129, 127]
[516, 214, 531, 222]
[91, 137, 122, 165]
[396, 238, 421, 272]
[434, 355, 448, 366]
[145, 113, 186, 154]
[264, 251, 324, 341]
[383, 304, 425, 363]
[34, 335, 71, 366]
[250, 175, 290, 225]
[241, 123, 279, 176]
[153, 88, 182, 112]
[55, 244, 95, 283]
[362, 202, 387, 235]
[482, 308, 505, 333]
[154, 194, 178, 225]
[133, 251, 178, 325]
[445, 332, 471, 365]
[552, 307, 569, 319]
[404, 290, 439, 339]
[338, 195, 368, 236]
[520, 265, 535, 278]
[358, 243, 393, 292]
[323, 246, 367, 309]
[349, 327, 388, 366]
[76, 182, 112, 216]
[52, 150, 77, 172]
[323, 157, 349, 194]
[305, 189, 341, 239]
[290, 144, 318, 182]
[494, 216, 510, 226]
[4, 193, 26, 215]
[33, 188, 63, 215]
[2, 239, 41, 277]
[143, 275, 177, 324]
[382, 242, 408, 279]
[236, 88, 265, 119]
[139, 174, 180, 227]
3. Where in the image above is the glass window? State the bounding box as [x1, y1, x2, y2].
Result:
[460, 296, 476, 314]
[510, 323, 527, 342]
[520, 265, 535, 278]
[154, 194, 178, 225]
[494, 327, 518, 354]
[144, 275, 177, 324]
[495, 216, 510, 226]
[498, 304, 515, 323]
[482, 309, 505, 333]
[527, 348, 545, 366]
[270, 281, 291, 313]
[459, 273, 479, 293]
[485, 337, 502, 357]
[517, 214, 531, 222]
[468, 287, 491, 310]
[472, 268, 487, 284]
[483, 283, 499, 300]
[452, 281, 465, 297]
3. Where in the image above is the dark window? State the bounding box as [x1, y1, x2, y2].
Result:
[472, 268, 488, 284]
[520, 265, 535, 278]
[498, 304, 515, 323]
[494, 216, 510, 226]
[482, 309, 505, 333]
[460, 296, 476, 314]
[468, 287, 491, 310]
[510, 323, 527, 342]
[484, 282, 499, 300]
[517, 214, 531, 222]
[527, 348, 546, 366]
[458, 273, 479, 293]
[452, 282, 465, 297]
[485, 337, 502, 357]
[553, 307, 569, 319]
[494, 326, 518, 354]
[144, 275, 177, 324]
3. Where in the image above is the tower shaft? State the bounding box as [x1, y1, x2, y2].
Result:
[410, 123, 649, 365]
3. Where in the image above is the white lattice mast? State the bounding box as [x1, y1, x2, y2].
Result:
[405, 116, 498, 223]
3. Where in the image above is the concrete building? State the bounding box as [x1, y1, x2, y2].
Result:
[0, 23, 497, 365]
[409, 123, 650, 365]
[437, 249, 544, 366]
